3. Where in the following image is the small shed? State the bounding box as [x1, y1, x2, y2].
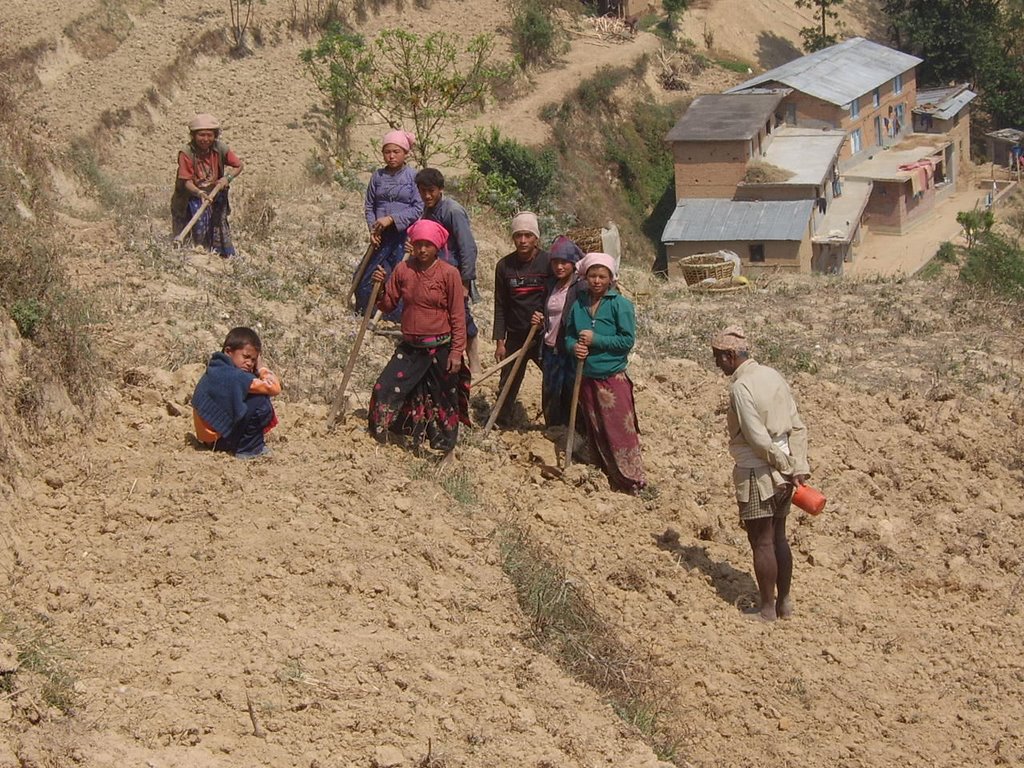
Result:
[986, 128, 1024, 168]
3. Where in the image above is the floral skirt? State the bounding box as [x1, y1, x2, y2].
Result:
[368, 341, 471, 452]
[183, 192, 235, 257]
[578, 371, 646, 493]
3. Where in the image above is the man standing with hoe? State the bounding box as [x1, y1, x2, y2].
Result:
[492, 212, 550, 428]
[712, 326, 811, 622]
[416, 168, 482, 374]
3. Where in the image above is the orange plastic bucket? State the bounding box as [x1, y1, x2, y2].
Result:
[792, 484, 826, 515]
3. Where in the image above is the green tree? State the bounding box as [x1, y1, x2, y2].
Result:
[882, 0, 1024, 127]
[795, 0, 844, 52]
[301, 27, 507, 164]
[956, 208, 995, 248]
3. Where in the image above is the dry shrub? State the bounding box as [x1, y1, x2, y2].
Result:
[236, 185, 278, 242]
[744, 161, 795, 184]
[0, 40, 53, 90]
[64, 0, 135, 60]
[0, 84, 97, 439]
[495, 521, 683, 763]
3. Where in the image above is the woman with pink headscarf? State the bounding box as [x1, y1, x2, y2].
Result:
[564, 253, 646, 494]
[368, 219, 469, 455]
[358, 129, 424, 318]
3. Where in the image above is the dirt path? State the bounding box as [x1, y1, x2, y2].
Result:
[847, 184, 990, 277]
[463, 30, 664, 147]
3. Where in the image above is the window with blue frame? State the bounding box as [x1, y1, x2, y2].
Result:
[894, 73, 903, 94]
[849, 97, 860, 118]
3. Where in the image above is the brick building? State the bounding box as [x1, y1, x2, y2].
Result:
[662, 37, 977, 274]
[726, 38, 922, 164]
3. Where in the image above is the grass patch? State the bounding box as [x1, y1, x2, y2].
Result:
[495, 521, 685, 764]
[68, 137, 125, 210]
[714, 57, 752, 74]
[0, 615, 78, 714]
[440, 467, 477, 507]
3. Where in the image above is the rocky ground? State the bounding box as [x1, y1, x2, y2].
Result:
[2, 1, 1023, 767]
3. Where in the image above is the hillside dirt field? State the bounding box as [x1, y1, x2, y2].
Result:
[2, 1, 1024, 767]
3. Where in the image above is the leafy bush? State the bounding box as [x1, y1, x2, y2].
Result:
[935, 241, 958, 263]
[466, 128, 556, 215]
[511, 1, 556, 68]
[10, 298, 45, 339]
[604, 101, 677, 220]
[959, 232, 1024, 297]
[956, 208, 995, 247]
[575, 66, 630, 112]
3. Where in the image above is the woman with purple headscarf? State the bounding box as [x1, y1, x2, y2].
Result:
[530, 235, 585, 428]
[359, 129, 424, 319]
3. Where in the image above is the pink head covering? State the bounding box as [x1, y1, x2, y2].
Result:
[578, 252, 617, 279]
[406, 219, 449, 251]
[382, 130, 415, 152]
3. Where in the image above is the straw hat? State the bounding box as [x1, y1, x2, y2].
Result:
[189, 113, 220, 132]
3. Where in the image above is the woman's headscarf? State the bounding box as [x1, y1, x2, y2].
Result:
[577, 252, 617, 279]
[549, 236, 584, 265]
[406, 219, 449, 251]
[382, 130, 415, 152]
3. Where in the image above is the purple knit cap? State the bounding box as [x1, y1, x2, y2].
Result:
[549, 236, 584, 265]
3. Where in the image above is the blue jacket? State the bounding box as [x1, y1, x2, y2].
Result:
[424, 196, 478, 283]
[364, 165, 423, 234]
[191, 352, 256, 436]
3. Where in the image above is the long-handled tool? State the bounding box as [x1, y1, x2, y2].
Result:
[564, 357, 585, 469]
[473, 348, 523, 386]
[347, 243, 377, 307]
[481, 324, 539, 437]
[327, 279, 383, 427]
[174, 175, 232, 246]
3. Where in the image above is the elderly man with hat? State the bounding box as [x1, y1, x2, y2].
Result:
[491, 211, 551, 428]
[172, 113, 245, 257]
[712, 325, 810, 622]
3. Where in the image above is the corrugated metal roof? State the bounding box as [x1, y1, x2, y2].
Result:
[726, 37, 922, 107]
[914, 84, 976, 120]
[986, 128, 1024, 143]
[661, 199, 813, 243]
[666, 93, 786, 142]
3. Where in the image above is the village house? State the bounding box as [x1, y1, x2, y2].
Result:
[661, 90, 856, 274]
[726, 37, 922, 163]
[662, 37, 977, 274]
[912, 83, 976, 189]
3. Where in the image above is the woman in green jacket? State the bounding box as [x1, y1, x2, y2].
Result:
[565, 253, 646, 494]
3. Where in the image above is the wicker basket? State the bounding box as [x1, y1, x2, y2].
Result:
[678, 253, 735, 285]
[564, 226, 603, 254]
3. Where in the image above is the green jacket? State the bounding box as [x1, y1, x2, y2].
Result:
[564, 287, 635, 379]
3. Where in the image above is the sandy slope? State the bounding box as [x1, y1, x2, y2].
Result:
[5, 0, 1024, 767]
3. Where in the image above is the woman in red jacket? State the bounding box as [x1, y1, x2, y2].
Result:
[368, 219, 470, 455]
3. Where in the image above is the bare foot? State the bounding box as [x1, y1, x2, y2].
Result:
[777, 595, 794, 619]
[743, 608, 777, 623]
